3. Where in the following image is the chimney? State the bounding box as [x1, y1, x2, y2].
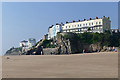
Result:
[56, 23, 58, 25]
[66, 21, 68, 24]
[96, 17, 98, 19]
[73, 20, 75, 22]
[103, 16, 105, 18]
[89, 18, 92, 20]
[61, 22, 64, 26]
[84, 19, 86, 21]
[78, 20, 80, 22]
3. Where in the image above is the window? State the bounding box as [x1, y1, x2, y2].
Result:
[80, 24, 81, 26]
[89, 23, 90, 25]
[78, 25, 79, 27]
[69, 26, 70, 28]
[96, 22, 98, 25]
[75, 25, 76, 27]
[83, 24, 85, 26]
[66, 26, 67, 28]
[86, 23, 87, 26]
[99, 22, 101, 24]
[92, 23, 93, 25]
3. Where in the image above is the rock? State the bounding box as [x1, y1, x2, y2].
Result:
[24, 32, 105, 55]
[5, 47, 22, 55]
[43, 48, 58, 55]
[6, 57, 10, 59]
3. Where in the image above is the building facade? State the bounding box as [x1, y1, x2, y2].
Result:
[48, 24, 62, 39]
[48, 26, 53, 39]
[43, 34, 48, 40]
[20, 38, 36, 52]
[19, 40, 28, 47]
[28, 38, 36, 48]
[62, 16, 111, 33]
[111, 29, 120, 33]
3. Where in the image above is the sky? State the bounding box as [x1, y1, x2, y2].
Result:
[2, 2, 118, 55]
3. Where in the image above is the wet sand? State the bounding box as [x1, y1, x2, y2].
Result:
[2, 52, 118, 78]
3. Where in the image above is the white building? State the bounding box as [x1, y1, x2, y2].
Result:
[28, 38, 36, 48]
[111, 29, 120, 33]
[20, 38, 36, 52]
[19, 40, 28, 47]
[62, 16, 111, 33]
[43, 34, 48, 40]
[48, 26, 53, 40]
[48, 23, 62, 40]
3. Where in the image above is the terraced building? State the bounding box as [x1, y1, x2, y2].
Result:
[62, 16, 111, 33]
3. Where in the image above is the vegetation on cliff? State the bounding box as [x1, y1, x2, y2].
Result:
[41, 39, 56, 48]
[5, 47, 22, 55]
[63, 30, 119, 47]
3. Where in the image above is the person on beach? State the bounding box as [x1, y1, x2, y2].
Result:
[112, 47, 115, 51]
[83, 49, 85, 54]
[41, 51, 43, 55]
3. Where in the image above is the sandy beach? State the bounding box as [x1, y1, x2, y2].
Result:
[2, 52, 118, 78]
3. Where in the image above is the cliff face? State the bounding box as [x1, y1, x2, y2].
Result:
[5, 32, 119, 55]
[4, 33, 103, 55]
[42, 32, 102, 55]
[55, 33, 102, 54]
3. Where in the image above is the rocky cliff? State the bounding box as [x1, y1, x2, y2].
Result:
[5, 31, 119, 55]
[25, 32, 103, 55]
[5, 47, 22, 55]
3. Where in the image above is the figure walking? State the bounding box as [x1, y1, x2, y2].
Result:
[83, 49, 85, 54]
[41, 51, 43, 55]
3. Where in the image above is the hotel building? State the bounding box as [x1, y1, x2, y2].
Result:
[62, 16, 111, 33]
[48, 23, 62, 39]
